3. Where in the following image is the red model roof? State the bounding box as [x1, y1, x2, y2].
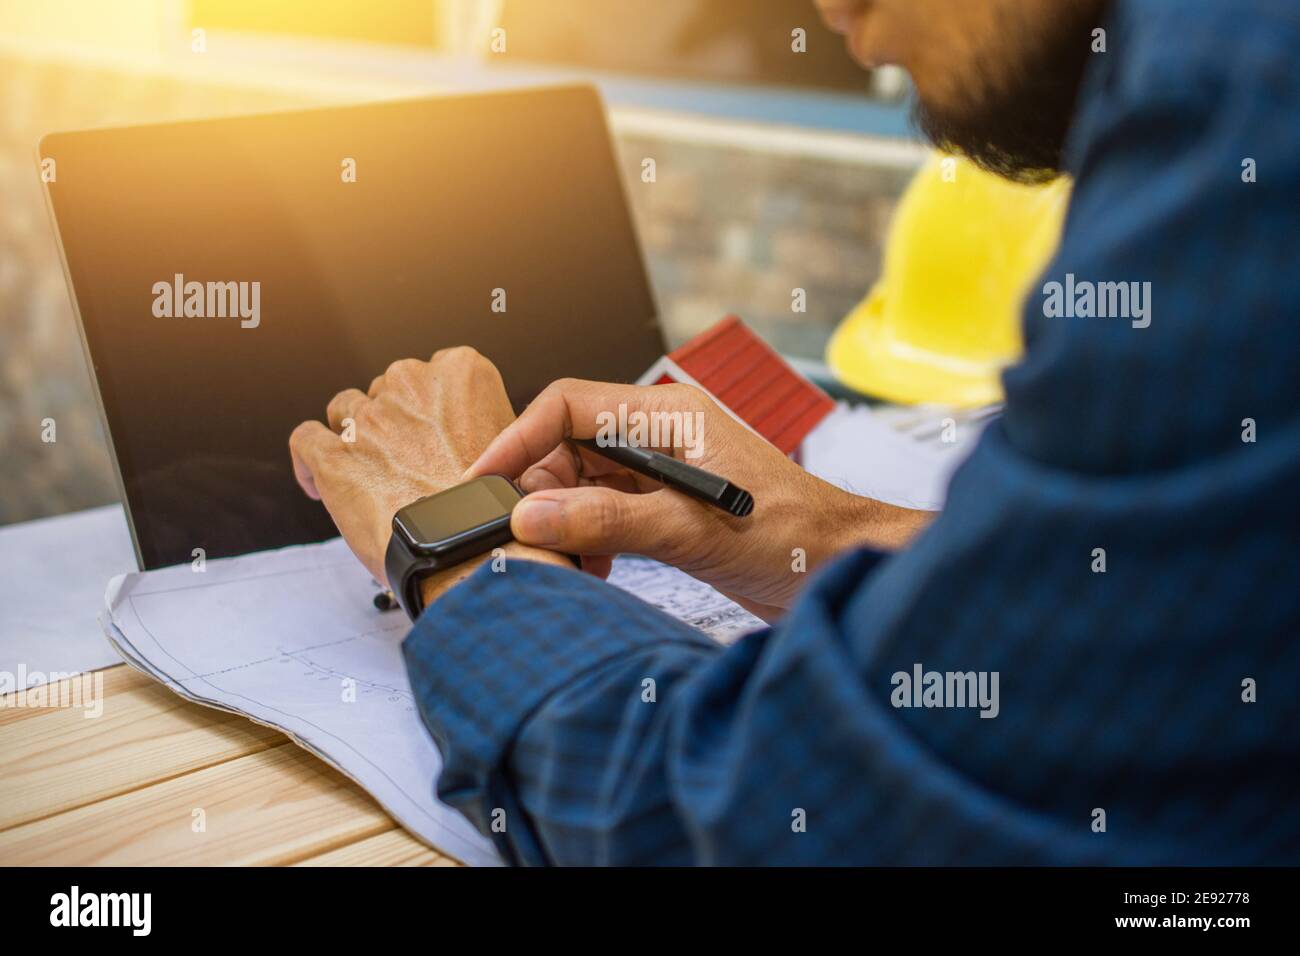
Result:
[667, 316, 835, 455]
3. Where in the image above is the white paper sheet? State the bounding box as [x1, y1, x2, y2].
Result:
[0, 505, 137, 689]
[801, 403, 990, 511]
[102, 537, 763, 864]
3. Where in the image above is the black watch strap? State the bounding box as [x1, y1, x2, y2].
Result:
[384, 531, 436, 622]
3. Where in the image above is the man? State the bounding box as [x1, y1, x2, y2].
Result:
[289, 0, 1300, 864]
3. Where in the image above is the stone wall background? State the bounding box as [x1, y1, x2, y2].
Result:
[0, 53, 913, 525]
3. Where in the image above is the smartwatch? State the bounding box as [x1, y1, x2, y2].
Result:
[384, 474, 524, 620]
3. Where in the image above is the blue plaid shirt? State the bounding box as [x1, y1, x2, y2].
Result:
[402, 0, 1300, 865]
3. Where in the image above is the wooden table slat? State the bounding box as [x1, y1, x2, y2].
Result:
[0, 664, 464, 866]
[294, 828, 455, 867]
[0, 742, 394, 865]
[0, 668, 282, 830]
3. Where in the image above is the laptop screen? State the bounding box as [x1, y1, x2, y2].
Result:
[41, 86, 664, 569]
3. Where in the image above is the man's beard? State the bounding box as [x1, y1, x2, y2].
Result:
[913, 1, 1107, 183]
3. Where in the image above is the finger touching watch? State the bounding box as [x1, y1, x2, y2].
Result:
[384, 474, 524, 620]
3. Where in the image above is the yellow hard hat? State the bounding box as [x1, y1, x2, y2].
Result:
[827, 153, 1071, 407]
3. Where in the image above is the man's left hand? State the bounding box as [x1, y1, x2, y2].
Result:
[288, 347, 516, 584]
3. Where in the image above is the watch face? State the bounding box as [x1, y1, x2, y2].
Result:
[395, 475, 521, 550]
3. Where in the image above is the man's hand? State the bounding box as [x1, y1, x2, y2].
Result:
[288, 347, 529, 585]
[469, 378, 931, 617]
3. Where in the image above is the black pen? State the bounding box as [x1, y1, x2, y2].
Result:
[573, 438, 754, 518]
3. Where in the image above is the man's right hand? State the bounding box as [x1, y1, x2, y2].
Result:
[468, 379, 930, 619]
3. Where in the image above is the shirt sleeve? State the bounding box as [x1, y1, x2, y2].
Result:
[401, 550, 892, 865]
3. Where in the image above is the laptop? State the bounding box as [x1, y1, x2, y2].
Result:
[39, 85, 665, 570]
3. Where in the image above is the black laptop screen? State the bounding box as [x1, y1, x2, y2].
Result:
[41, 86, 664, 569]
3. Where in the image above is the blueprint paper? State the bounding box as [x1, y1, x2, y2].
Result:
[607, 557, 763, 644]
[102, 539, 495, 862]
[0, 505, 137, 688]
[103, 537, 763, 865]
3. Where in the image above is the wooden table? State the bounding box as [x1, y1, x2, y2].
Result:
[0, 665, 461, 866]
